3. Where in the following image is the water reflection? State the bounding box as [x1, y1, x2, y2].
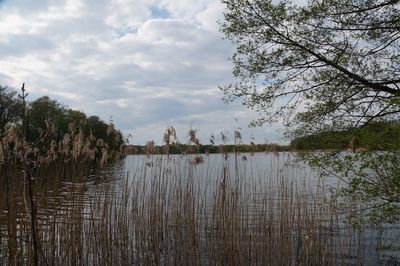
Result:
[0, 152, 398, 265]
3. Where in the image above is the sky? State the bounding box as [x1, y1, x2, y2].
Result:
[0, 0, 289, 145]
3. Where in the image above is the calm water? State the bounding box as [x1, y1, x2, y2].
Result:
[1, 152, 399, 265]
[123, 153, 400, 264]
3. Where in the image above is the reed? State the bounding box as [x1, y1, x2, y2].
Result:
[0, 86, 124, 265]
[2, 118, 396, 265]
[0, 151, 377, 265]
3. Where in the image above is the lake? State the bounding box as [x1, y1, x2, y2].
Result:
[1, 152, 399, 265]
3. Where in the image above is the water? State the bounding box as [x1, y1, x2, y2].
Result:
[0, 152, 399, 265]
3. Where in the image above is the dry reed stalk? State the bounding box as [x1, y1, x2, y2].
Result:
[1, 151, 378, 265]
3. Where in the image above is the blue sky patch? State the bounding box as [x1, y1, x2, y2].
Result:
[114, 25, 138, 38]
[150, 6, 170, 19]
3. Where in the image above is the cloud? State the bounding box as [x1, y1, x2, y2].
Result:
[0, 33, 55, 57]
[0, 0, 286, 145]
[105, 0, 150, 32]
[0, 0, 54, 14]
[196, 2, 225, 32]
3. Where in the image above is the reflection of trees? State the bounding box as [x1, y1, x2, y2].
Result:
[0, 84, 125, 264]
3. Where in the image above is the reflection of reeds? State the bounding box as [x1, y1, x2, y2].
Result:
[0, 153, 368, 265]
[0, 87, 124, 265]
[0, 103, 383, 265]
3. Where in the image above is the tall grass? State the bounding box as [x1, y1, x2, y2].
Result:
[1, 151, 380, 265]
[1, 112, 396, 265]
[0, 86, 124, 265]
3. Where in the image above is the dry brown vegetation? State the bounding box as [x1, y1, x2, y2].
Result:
[0, 126, 121, 265]
[1, 111, 396, 266]
[1, 149, 379, 265]
[0, 85, 125, 265]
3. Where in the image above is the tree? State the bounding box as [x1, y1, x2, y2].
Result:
[28, 96, 66, 141]
[85, 115, 124, 157]
[220, 0, 400, 133]
[86, 116, 108, 141]
[220, 0, 400, 223]
[0, 86, 20, 136]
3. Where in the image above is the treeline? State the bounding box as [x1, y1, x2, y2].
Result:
[0, 84, 124, 165]
[124, 121, 399, 155]
[1, 84, 125, 265]
[125, 143, 290, 155]
[290, 121, 400, 151]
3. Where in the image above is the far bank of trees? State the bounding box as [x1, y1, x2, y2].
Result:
[125, 142, 290, 155]
[0, 84, 125, 166]
[290, 121, 400, 151]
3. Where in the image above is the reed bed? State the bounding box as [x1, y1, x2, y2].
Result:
[2, 152, 389, 265]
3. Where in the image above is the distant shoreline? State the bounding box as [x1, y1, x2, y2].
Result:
[123, 143, 291, 155]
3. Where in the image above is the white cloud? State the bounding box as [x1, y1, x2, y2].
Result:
[96, 98, 129, 107]
[105, 0, 150, 31]
[196, 2, 225, 32]
[0, 0, 286, 145]
[0, 14, 35, 34]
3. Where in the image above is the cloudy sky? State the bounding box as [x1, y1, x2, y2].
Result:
[0, 0, 288, 145]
